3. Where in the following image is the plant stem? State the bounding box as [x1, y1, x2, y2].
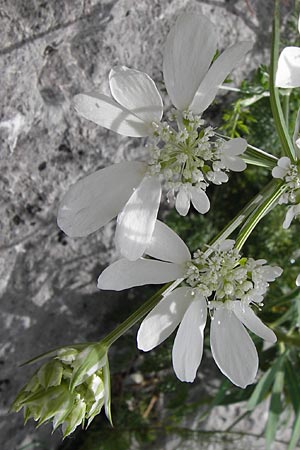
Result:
[269, 0, 296, 161]
[235, 180, 286, 250]
[102, 280, 182, 347]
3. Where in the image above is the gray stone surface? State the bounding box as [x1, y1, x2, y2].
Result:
[0, 0, 295, 449]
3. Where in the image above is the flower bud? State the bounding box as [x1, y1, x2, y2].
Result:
[11, 343, 112, 437]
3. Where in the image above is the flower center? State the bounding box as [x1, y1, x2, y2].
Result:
[279, 162, 300, 205]
[147, 109, 228, 195]
[183, 242, 281, 308]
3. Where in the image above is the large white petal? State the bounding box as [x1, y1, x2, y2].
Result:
[275, 47, 300, 88]
[137, 287, 193, 351]
[73, 92, 151, 137]
[190, 187, 210, 214]
[190, 42, 253, 113]
[210, 308, 258, 388]
[172, 294, 207, 382]
[115, 176, 162, 260]
[146, 220, 191, 263]
[163, 14, 217, 111]
[232, 303, 277, 344]
[109, 66, 163, 123]
[97, 258, 184, 291]
[222, 138, 247, 156]
[57, 161, 146, 237]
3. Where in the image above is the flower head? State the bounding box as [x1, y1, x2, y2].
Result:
[271, 107, 300, 228]
[12, 343, 112, 437]
[98, 221, 282, 388]
[58, 14, 251, 261]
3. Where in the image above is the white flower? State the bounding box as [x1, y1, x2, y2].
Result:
[276, 15, 300, 88]
[271, 110, 300, 228]
[98, 222, 281, 388]
[58, 14, 251, 261]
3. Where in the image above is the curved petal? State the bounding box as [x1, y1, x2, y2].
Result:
[283, 205, 296, 229]
[190, 41, 253, 113]
[163, 14, 217, 111]
[222, 138, 247, 156]
[296, 274, 300, 287]
[190, 187, 210, 214]
[73, 93, 151, 137]
[115, 176, 162, 260]
[137, 287, 193, 351]
[146, 220, 191, 263]
[175, 187, 190, 216]
[57, 161, 146, 237]
[275, 47, 300, 88]
[109, 66, 163, 123]
[172, 294, 207, 382]
[97, 258, 184, 291]
[222, 156, 246, 172]
[210, 308, 258, 388]
[232, 303, 277, 344]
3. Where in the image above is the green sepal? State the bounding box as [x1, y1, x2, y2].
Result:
[70, 342, 108, 390]
[37, 360, 63, 389]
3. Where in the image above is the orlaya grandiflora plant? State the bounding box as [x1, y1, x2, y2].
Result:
[276, 15, 300, 88]
[57, 14, 252, 261]
[98, 221, 282, 388]
[272, 109, 300, 228]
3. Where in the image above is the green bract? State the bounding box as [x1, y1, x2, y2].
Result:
[11, 343, 112, 437]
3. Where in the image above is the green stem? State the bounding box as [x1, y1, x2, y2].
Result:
[269, 0, 296, 161]
[235, 180, 286, 250]
[283, 91, 291, 128]
[102, 281, 181, 347]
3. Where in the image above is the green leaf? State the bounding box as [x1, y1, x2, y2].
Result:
[265, 366, 285, 450]
[285, 358, 300, 414]
[269, 0, 296, 160]
[288, 411, 300, 450]
[247, 354, 285, 411]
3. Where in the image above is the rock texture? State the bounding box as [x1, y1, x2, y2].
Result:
[0, 1, 294, 449]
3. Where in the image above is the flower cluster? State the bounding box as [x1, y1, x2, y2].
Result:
[11, 344, 111, 437]
[148, 110, 246, 215]
[185, 240, 282, 305]
[57, 14, 251, 261]
[98, 221, 282, 388]
[272, 156, 300, 228]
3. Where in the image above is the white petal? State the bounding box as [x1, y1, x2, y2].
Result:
[137, 287, 193, 351]
[115, 176, 162, 260]
[232, 303, 277, 344]
[276, 47, 300, 88]
[109, 66, 163, 123]
[296, 274, 300, 287]
[190, 187, 210, 214]
[210, 308, 258, 388]
[222, 155, 247, 172]
[283, 205, 296, 229]
[278, 156, 292, 169]
[97, 258, 184, 291]
[272, 165, 288, 179]
[175, 187, 190, 216]
[146, 220, 191, 263]
[73, 92, 150, 137]
[57, 161, 146, 237]
[172, 294, 207, 382]
[222, 138, 247, 156]
[190, 42, 253, 113]
[163, 14, 217, 110]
